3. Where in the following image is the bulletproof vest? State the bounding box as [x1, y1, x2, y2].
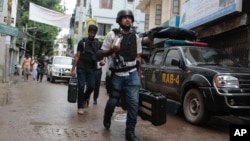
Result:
[80, 38, 99, 57]
[79, 38, 100, 69]
[119, 32, 137, 61]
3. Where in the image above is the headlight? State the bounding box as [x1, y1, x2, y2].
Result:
[214, 75, 239, 88]
[51, 67, 60, 72]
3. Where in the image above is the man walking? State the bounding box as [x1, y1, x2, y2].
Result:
[22, 54, 31, 81]
[71, 25, 101, 115]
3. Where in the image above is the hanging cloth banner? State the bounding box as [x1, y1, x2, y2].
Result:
[29, 2, 71, 28]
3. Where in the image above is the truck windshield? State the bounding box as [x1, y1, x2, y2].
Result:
[53, 57, 73, 65]
[183, 47, 238, 66]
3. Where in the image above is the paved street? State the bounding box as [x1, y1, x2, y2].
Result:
[0, 77, 232, 141]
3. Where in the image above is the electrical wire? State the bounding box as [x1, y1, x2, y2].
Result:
[25, 31, 51, 42]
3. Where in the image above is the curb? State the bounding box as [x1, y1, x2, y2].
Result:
[0, 75, 22, 106]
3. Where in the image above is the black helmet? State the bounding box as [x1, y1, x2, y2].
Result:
[116, 9, 134, 23]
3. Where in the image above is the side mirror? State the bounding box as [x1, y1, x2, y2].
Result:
[172, 58, 185, 69]
[171, 59, 180, 66]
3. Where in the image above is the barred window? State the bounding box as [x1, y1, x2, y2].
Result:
[99, 0, 113, 9]
[145, 14, 149, 30]
[172, 0, 180, 15]
[155, 4, 162, 25]
[97, 23, 112, 36]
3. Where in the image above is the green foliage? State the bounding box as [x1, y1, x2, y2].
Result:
[16, 0, 67, 57]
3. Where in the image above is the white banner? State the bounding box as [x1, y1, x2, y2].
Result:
[29, 2, 71, 28]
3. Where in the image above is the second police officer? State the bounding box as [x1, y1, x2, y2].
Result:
[98, 9, 142, 141]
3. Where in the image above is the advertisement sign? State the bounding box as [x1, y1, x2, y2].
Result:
[0, 23, 19, 36]
[169, 16, 180, 27]
[86, 17, 97, 28]
[84, 17, 97, 35]
[180, 0, 242, 29]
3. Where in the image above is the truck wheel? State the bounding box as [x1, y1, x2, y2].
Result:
[50, 76, 55, 83]
[183, 88, 209, 125]
[47, 75, 50, 81]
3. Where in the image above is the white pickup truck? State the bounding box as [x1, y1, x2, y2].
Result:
[46, 56, 73, 83]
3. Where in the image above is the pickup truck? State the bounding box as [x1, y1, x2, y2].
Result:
[141, 39, 250, 125]
[46, 56, 73, 83]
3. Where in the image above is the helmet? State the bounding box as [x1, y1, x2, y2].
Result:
[116, 9, 134, 23]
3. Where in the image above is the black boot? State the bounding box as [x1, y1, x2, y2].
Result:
[103, 113, 111, 130]
[125, 133, 140, 141]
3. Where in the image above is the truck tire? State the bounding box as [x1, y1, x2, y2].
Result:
[47, 75, 50, 81]
[50, 76, 55, 83]
[183, 88, 209, 125]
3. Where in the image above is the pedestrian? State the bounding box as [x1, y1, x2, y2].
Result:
[22, 54, 31, 81]
[93, 57, 106, 104]
[37, 59, 45, 82]
[71, 25, 101, 115]
[98, 9, 143, 141]
[31, 58, 38, 80]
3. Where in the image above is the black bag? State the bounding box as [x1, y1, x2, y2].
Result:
[67, 77, 78, 103]
[142, 26, 197, 41]
[138, 89, 167, 126]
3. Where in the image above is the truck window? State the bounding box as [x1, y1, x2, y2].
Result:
[184, 47, 205, 65]
[183, 47, 237, 66]
[164, 49, 180, 66]
[152, 51, 163, 65]
[53, 57, 73, 65]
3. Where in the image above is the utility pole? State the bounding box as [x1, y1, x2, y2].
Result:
[32, 31, 36, 59]
[78, 0, 84, 42]
[3, 0, 13, 83]
[24, 24, 36, 59]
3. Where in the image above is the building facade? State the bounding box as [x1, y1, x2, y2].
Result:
[0, 0, 19, 83]
[70, 0, 146, 54]
[53, 38, 68, 56]
[137, 0, 250, 67]
[136, 0, 186, 30]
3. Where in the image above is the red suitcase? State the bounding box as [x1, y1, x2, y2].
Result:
[138, 89, 167, 126]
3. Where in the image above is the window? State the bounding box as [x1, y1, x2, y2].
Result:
[84, 0, 87, 7]
[155, 4, 162, 25]
[172, 0, 180, 15]
[152, 50, 164, 65]
[128, 0, 134, 2]
[145, 14, 149, 30]
[99, 0, 113, 9]
[97, 23, 111, 36]
[164, 49, 180, 66]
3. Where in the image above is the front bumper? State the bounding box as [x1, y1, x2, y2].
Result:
[50, 69, 71, 79]
[200, 87, 250, 113]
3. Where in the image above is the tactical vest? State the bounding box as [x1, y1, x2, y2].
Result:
[111, 29, 138, 72]
[112, 28, 137, 62]
[78, 38, 100, 69]
[119, 32, 137, 61]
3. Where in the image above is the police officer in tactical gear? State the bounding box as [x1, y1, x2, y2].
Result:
[98, 9, 142, 141]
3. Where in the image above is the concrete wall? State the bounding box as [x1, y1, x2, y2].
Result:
[0, 0, 19, 83]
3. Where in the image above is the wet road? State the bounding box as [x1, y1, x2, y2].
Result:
[0, 77, 249, 141]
